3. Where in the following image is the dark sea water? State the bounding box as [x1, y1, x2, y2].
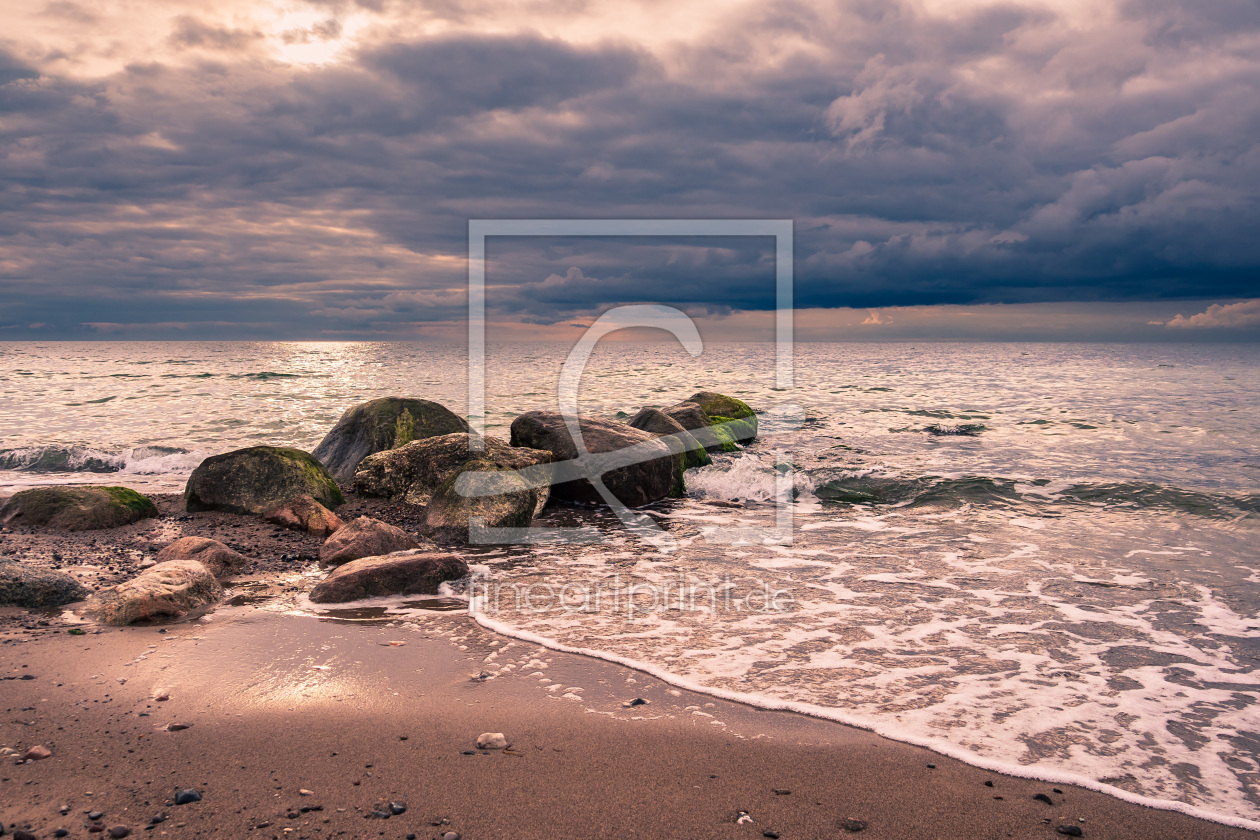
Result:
[2, 340, 1258, 825]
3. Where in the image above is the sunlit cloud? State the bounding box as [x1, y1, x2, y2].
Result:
[1163, 299, 1260, 329]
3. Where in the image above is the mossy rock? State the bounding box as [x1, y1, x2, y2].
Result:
[0, 485, 158, 531]
[184, 446, 343, 515]
[313, 397, 471, 483]
[0, 560, 91, 607]
[627, 407, 710, 494]
[687, 391, 758, 444]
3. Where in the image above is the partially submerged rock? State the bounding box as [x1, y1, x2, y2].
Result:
[87, 559, 223, 625]
[312, 397, 471, 484]
[308, 551, 468, 603]
[319, 516, 422, 566]
[663, 391, 758, 452]
[628, 407, 712, 472]
[423, 461, 539, 544]
[155, 536, 248, 578]
[353, 432, 552, 508]
[0, 485, 158, 531]
[184, 446, 342, 515]
[510, 411, 681, 508]
[0, 560, 91, 607]
[262, 494, 344, 537]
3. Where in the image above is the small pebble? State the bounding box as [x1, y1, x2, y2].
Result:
[21, 745, 52, 761]
[773, 789, 791, 795]
[165, 724, 191, 732]
[1034, 793, 1055, 805]
[389, 801, 407, 815]
[88, 811, 105, 820]
[763, 832, 780, 839]
[840, 817, 868, 832]
[1056, 827, 1083, 837]
[476, 732, 508, 750]
[174, 789, 201, 805]
[299, 789, 314, 796]
[108, 826, 131, 838]
[15, 831, 37, 840]
[442, 833, 460, 840]
[55, 831, 70, 838]
[984, 780, 994, 787]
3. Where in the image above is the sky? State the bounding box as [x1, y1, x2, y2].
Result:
[1, 0, 1258, 341]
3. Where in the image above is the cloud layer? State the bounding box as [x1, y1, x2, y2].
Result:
[1, 0, 1258, 338]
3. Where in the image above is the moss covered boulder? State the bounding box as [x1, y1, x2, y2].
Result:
[87, 559, 223, 625]
[628, 407, 712, 474]
[0, 485, 158, 531]
[354, 432, 553, 507]
[313, 397, 471, 484]
[184, 446, 342, 515]
[309, 551, 468, 603]
[509, 411, 680, 508]
[0, 561, 91, 607]
[663, 391, 758, 453]
[423, 461, 541, 544]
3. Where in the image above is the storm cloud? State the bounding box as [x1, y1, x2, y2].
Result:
[1, 0, 1257, 338]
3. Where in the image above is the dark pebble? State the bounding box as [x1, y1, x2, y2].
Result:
[15, 831, 37, 840]
[88, 811, 105, 820]
[627, 698, 647, 706]
[108, 827, 130, 838]
[461, 750, 476, 756]
[1056, 827, 1083, 837]
[285, 812, 299, 820]
[984, 780, 994, 787]
[389, 802, 407, 815]
[406, 835, 416, 840]
[763, 832, 780, 839]
[19, 674, 35, 680]
[88, 827, 104, 835]
[1054, 788, 1064, 794]
[773, 789, 791, 795]
[174, 789, 201, 805]
[1034, 793, 1055, 805]
[148, 815, 166, 825]
[840, 817, 868, 832]
[926, 763, 935, 769]
[166, 723, 191, 732]
[369, 810, 390, 819]
[56, 832, 70, 839]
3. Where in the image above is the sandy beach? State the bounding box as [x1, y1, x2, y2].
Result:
[4, 607, 1258, 840]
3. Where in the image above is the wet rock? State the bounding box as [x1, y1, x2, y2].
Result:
[318, 517, 422, 567]
[422, 461, 541, 545]
[0, 485, 158, 531]
[308, 551, 468, 603]
[174, 789, 201, 805]
[663, 392, 757, 452]
[86, 560, 223, 625]
[262, 495, 344, 537]
[313, 397, 471, 484]
[0, 561, 91, 608]
[155, 537, 247, 578]
[353, 432, 552, 509]
[21, 744, 52, 760]
[1056, 827, 1083, 837]
[628, 407, 712, 472]
[475, 732, 508, 750]
[184, 446, 342, 515]
[509, 411, 680, 507]
[840, 817, 868, 832]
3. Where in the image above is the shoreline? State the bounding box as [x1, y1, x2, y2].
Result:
[3, 609, 1259, 840]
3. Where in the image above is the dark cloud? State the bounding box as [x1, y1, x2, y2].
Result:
[0, 0, 1258, 338]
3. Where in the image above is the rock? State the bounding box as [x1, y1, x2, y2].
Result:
[628, 407, 712, 472]
[108, 827, 130, 838]
[88, 811, 104, 820]
[664, 391, 757, 452]
[1056, 827, 1083, 837]
[308, 551, 468, 603]
[509, 411, 680, 507]
[313, 397, 471, 484]
[21, 744, 52, 760]
[184, 446, 342, 515]
[422, 461, 540, 545]
[1034, 793, 1055, 805]
[14, 831, 35, 840]
[262, 495, 344, 537]
[0, 561, 91, 607]
[442, 833, 460, 840]
[174, 789, 201, 805]
[389, 802, 407, 815]
[840, 817, 868, 832]
[154, 537, 246, 578]
[476, 732, 508, 750]
[86, 560, 223, 626]
[0, 485, 158, 531]
[318, 517, 422, 567]
[353, 433, 552, 509]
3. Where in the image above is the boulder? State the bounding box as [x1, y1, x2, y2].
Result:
[312, 397, 471, 484]
[423, 461, 539, 544]
[663, 391, 758, 452]
[308, 551, 468, 603]
[0, 561, 90, 607]
[87, 559, 223, 625]
[628, 407, 713, 471]
[509, 411, 681, 507]
[319, 516, 422, 566]
[184, 446, 342, 515]
[155, 536, 247, 578]
[0, 485, 158, 531]
[353, 433, 553, 508]
[262, 494, 344, 537]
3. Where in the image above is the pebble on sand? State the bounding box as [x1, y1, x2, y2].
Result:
[108, 826, 131, 838]
[21, 745, 52, 760]
[1056, 827, 1084, 837]
[174, 789, 202, 805]
[476, 732, 508, 750]
[840, 817, 868, 832]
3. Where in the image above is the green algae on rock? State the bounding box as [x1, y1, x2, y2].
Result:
[0, 485, 159, 531]
[312, 397, 471, 483]
[184, 446, 342, 515]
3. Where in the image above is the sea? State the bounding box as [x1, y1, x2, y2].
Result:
[2, 340, 1258, 827]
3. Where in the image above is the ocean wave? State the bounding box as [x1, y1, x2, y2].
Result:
[0, 445, 206, 475]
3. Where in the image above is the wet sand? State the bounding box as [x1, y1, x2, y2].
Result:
[3, 609, 1258, 840]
